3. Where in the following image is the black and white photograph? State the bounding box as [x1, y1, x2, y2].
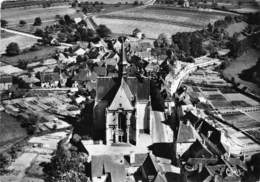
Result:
[0, 0, 260, 181]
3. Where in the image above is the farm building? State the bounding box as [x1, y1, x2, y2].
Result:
[40, 72, 60, 88]
[0, 74, 12, 90]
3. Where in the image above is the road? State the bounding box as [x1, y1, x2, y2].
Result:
[168, 56, 221, 95]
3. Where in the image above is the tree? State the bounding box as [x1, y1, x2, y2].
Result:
[33, 17, 42, 26]
[133, 0, 139, 6]
[190, 33, 206, 57]
[78, 19, 87, 26]
[19, 20, 27, 27]
[96, 24, 112, 38]
[0, 152, 11, 171]
[6, 42, 20, 56]
[207, 23, 213, 33]
[64, 14, 73, 25]
[132, 28, 141, 37]
[141, 33, 146, 39]
[34, 28, 44, 37]
[155, 33, 171, 48]
[43, 139, 88, 182]
[82, 7, 88, 14]
[55, 14, 61, 20]
[17, 59, 28, 69]
[1, 19, 8, 28]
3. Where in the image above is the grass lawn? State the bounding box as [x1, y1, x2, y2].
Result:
[223, 48, 260, 95]
[225, 21, 248, 37]
[0, 112, 27, 146]
[0, 35, 38, 55]
[94, 17, 196, 39]
[0, 46, 58, 66]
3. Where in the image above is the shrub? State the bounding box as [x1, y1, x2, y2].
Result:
[19, 20, 27, 27]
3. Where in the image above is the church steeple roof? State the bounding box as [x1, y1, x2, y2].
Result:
[108, 77, 134, 111]
[118, 38, 129, 78]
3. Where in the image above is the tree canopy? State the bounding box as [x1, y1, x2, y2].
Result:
[33, 17, 42, 26]
[1, 19, 8, 28]
[6, 42, 20, 56]
[96, 24, 112, 38]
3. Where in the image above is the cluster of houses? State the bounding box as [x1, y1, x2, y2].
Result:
[0, 36, 160, 95]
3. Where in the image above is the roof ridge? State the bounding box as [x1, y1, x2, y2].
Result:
[108, 77, 134, 111]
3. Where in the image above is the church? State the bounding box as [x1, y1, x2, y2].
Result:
[93, 40, 151, 145]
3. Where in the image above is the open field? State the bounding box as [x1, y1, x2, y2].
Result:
[0, 31, 16, 39]
[101, 6, 226, 28]
[79, 0, 150, 4]
[94, 17, 196, 39]
[8, 20, 57, 34]
[0, 46, 58, 66]
[223, 49, 260, 95]
[1, 5, 78, 25]
[0, 34, 38, 55]
[0, 112, 27, 147]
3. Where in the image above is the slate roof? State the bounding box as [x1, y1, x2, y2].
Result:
[176, 122, 196, 143]
[91, 155, 126, 182]
[96, 77, 150, 102]
[40, 72, 60, 82]
[108, 78, 134, 111]
[93, 66, 107, 76]
[72, 69, 96, 82]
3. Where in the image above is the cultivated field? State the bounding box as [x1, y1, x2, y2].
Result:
[1, 5, 77, 25]
[94, 17, 196, 39]
[0, 112, 27, 147]
[79, 0, 150, 4]
[101, 6, 226, 28]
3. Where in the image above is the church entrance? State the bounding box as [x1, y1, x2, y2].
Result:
[118, 112, 127, 143]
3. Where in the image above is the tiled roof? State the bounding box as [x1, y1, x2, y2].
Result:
[0, 74, 12, 83]
[91, 155, 126, 182]
[93, 66, 107, 76]
[40, 72, 60, 82]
